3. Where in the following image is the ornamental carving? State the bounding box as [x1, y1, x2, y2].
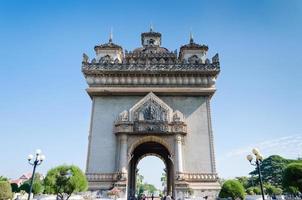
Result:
[115, 92, 187, 135]
[82, 62, 219, 73]
[129, 92, 173, 121]
[188, 55, 202, 64]
[176, 172, 219, 182]
[86, 172, 127, 182]
[99, 55, 114, 64]
[82, 53, 89, 63]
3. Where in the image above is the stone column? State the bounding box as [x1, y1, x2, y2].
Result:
[175, 134, 183, 172]
[119, 134, 128, 173]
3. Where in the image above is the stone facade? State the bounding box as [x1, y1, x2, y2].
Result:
[82, 28, 220, 200]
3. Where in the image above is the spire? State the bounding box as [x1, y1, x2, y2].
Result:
[109, 28, 113, 43]
[150, 23, 154, 32]
[189, 31, 194, 44]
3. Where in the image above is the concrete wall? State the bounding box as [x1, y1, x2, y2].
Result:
[86, 96, 141, 173]
[160, 96, 213, 173]
[86, 95, 214, 174]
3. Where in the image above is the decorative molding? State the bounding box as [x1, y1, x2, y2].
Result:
[86, 173, 117, 182]
[128, 92, 173, 121]
[86, 172, 127, 182]
[206, 97, 217, 173]
[127, 135, 174, 159]
[82, 62, 219, 74]
[176, 172, 219, 182]
[83, 74, 216, 88]
[115, 92, 187, 135]
[86, 87, 216, 97]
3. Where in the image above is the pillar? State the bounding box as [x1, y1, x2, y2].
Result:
[119, 134, 128, 173]
[175, 134, 183, 172]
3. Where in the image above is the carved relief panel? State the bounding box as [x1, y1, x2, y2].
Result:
[115, 92, 187, 135]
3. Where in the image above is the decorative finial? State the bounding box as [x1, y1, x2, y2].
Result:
[189, 31, 194, 44]
[150, 23, 153, 32]
[109, 28, 113, 43]
[82, 53, 89, 63]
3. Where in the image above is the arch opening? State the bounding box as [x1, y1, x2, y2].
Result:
[128, 142, 174, 199]
[136, 156, 166, 197]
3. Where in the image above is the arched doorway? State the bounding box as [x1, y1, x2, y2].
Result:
[128, 141, 174, 198]
[136, 156, 165, 196]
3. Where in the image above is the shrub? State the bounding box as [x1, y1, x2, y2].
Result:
[265, 184, 282, 196]
[246, 186, 261, 195]
[19, 182, 30, 193]
[219, 180, 245, 200]
[0, 181, 13, 200]
[282, 163, 302, 192]
[32, 181, 44, 195]
[10, 183, 19, 193]
[284, 186, 299, 196]
[0, 177, 8, 182]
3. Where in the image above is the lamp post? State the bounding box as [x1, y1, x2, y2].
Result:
[246, 148, 265, 200]
[27, 149, 45, 200]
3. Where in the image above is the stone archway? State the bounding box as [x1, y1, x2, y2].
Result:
[114, 92, 187, 199]
[83, 29, 222, 199]
[127, 141, 175, 198]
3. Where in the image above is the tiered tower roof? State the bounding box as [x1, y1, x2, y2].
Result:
[82, 28, 220, 97]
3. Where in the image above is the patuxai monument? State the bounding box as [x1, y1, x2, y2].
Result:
[82, 27, 221, 200]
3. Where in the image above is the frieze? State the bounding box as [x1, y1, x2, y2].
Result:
[82, 62, 219, 73]
[86, 173, 125, 182]
[176, 172, 219, 182]
[83, 74, 216, 87]
[114, 121, 187, 135]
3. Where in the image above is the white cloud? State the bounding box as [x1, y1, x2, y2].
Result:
[222, 134, 302, 160]
[216, 134, 302, 178]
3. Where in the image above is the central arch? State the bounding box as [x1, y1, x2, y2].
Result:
[128, 141, 175, 198]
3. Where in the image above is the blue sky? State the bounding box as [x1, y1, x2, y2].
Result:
[0, 0, 302, 189]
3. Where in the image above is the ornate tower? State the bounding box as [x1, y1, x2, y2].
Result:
[82, 29, 220, 199]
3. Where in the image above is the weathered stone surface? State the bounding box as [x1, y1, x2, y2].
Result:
[83, 29, 220, 200]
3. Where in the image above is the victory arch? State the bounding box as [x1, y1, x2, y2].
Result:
[82, 28, 221, 199]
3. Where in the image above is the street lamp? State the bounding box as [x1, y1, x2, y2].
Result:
[27, 149, 45, 200]
[246, 148, 265, 200]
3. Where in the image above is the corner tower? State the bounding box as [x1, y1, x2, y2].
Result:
[82, 29, 221, 200]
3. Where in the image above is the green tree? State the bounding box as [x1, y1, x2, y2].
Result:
[0, 181, 13, 200]
[282, 163, 302, 193]
[235, 176, 249, 188]
[136, 173, 144, 196]
[284, 186, 299, 196]
[0, 176, 8, 182]
[32, 181, 44, 195]
[44, 165, 88, 200]
[135, 172, 159, 196]
[19, 173, 44, 195]
[249, 155, 302, 188]
[32, 173, 44, 195]
[219, 180, 245, 200]
[264, 184, 282, 196]
[10, 183, 19, 193]
[142, 183, 157, 194]
[19, 182, 30, 193]
[160, 172, 167, 188]
[246, 186, 261, 195]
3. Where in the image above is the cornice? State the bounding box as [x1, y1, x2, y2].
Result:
[86, 87, 216, 97]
